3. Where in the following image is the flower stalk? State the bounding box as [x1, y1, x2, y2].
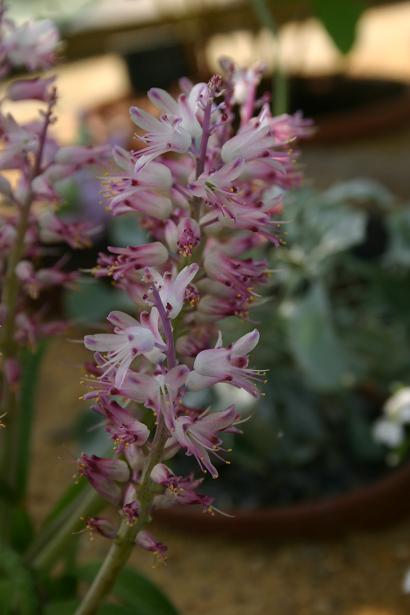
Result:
[76, 60, 311, 612]
[0, 93, 56, 535]
[0, 6, 111, 544]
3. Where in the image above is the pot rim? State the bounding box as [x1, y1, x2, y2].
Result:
[154, 462, 410, 538]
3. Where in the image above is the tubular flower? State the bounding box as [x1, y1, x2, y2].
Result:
[6, 76, 56, 102]
[85, 517, 117, 540]
[171, 405, 241, 477]
[135, 530, 168, 562]
[78, 454, 129, 506]
[84, 308, 166, 386]
[130, 107, 191, 167]
[102, 243, 169, 282]
[129, 84, 207, 169]
[189, 158, 244, 217]
[146, 264, 199, 318]
[116, 365, 189, 430]
[94, 399, 150, 452]
[151, 464, 213, 509]
[186, 330, 262, 397]
[203, 243, 268, 293]
[102, 146, 173, 219]
[176, 218, 201, 256]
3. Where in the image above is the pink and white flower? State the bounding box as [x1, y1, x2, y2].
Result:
[98, 364, 189, 430]
[151, 464, 213, 509]
[6, 76, 56, 102]
[84, 308, 166, 386]
[85, 517, 117, 540]
[135, 530, 167, 562]
[3, 18, 59, 71]
[189, 159, 244, 217]
[94, 399, 150, 452]
[102, 146, 173, 219]
[38, 211, 95, 248]
[165, 217, 201, 256]
[78, 454, 129, 506]
[0, 113, 38, 169]
[147, 263, 199, 318]
[186, 330, 262, 397]
[130, 83, 208, 168]
[171, 405, 241, 477]
[102, 243, 169, 282]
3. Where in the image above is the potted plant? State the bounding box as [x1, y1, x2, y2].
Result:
[152, 179, 410, 537]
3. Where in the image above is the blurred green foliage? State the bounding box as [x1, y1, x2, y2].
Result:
[205, 180, 410, 507]
[312, 0, 365, 53]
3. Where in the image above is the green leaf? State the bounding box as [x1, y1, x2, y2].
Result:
[64, 277, 134, 324]
[282, 188, 366, 274]
[346, 403, 384, 463]
[74, 410, 111, 456]
[43, 477, 88, 526]
[308, 200, 365, 261]
[280, 389, 325, 443]
[11, 506, 34, 552]
[312, 0, 365, 54]
[108, 214, 148, 247]
[17, 341, 47, 497]
[0, 579, 13, 615]
[324, 179, 394, 210]
[77, 563, 179, 615]
[43, 572, 78, 602]
[0, 543, 38, 614]
[44, 599, 80, 614]
[99, 606, 135, 615]
[283, 282, 353, 390]
[25, 484, 101, 570]
[0, 478, 18, 504]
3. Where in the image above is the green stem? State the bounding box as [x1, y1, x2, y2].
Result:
[250, 0, 288, 115]
[27, 486, 101, 573]
[76, 287, 176, 615]
[74, 421, 168, 615]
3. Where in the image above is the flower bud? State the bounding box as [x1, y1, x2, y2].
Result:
[7, 77, 56, 102]
[135, 530, 167, 562]
[176, 218, 200, 257]
[85, 517, 117, 540]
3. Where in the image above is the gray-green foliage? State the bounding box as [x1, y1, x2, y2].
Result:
[216, 180, 408, 502]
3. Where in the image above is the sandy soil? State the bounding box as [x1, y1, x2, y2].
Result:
[28, 335, 410, 615]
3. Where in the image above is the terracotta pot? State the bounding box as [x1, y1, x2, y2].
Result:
[154, 463, 410, 539]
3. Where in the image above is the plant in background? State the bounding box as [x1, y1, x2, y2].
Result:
[192, 179, 410, 511]
[0, 4, 119, 611]
[75, 57, 311, 612]
[0, 4, 110, 514]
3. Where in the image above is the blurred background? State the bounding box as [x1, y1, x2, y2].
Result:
[6, 1, 410, 614]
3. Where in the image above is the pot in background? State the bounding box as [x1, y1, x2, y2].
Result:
[154, 462, 410, 539]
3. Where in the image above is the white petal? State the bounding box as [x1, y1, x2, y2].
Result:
[231, 330, 260, 357]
